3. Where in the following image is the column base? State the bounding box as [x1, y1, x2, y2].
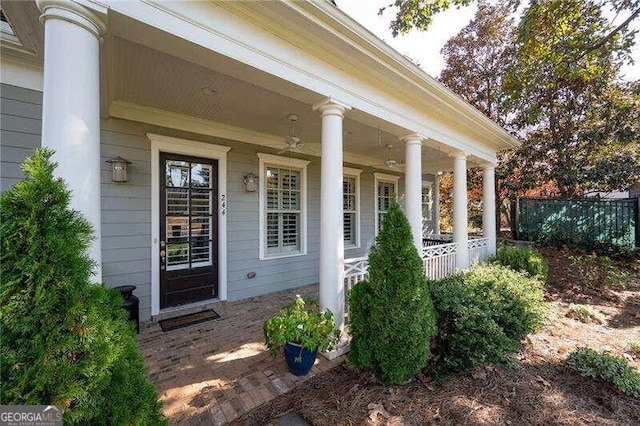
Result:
[321, 333, 351, 360]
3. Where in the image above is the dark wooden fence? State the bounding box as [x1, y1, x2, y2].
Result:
[516, 197, 639, 251]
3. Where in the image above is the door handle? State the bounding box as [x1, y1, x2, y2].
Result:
[160, 241, 166, 270]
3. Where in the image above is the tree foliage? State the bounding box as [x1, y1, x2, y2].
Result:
[348, 200, 438, 384]
[382, 0, 640, 37]
[504, 0, 640, 197]
[0, 149, 165, 424]
[434, 0, 639, 218]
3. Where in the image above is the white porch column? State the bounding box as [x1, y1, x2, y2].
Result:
[402, 134, 423, 255]
[482, 164, 497, 255]
[38, 0, 105, 281]
[313, 98, 351, 335]
[434, 172, 441, 233]
[451, 152, 469, 270]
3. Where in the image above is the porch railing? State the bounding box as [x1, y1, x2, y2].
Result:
[468, 237, 490, 264]
[422, 242, 458, 280]
[343, 256, 369, 323]
[343, 235, 490, 323]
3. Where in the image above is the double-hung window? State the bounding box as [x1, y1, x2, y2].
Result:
[422, 182, 433, 221]
[258, 154, 309, 259]
[343, 167, 362, 248]
[374, 172, 400, 234]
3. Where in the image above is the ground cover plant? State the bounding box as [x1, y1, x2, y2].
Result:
[348, 200, 437, 385]
[566, 347, 640, 398]
[0, 149, 165, 424]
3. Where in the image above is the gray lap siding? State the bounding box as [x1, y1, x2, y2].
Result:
[1, 83, 435, 322]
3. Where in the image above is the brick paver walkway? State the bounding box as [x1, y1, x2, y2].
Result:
[138, 284, 345, 425]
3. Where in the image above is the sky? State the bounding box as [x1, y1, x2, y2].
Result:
[337, 0, 640, 82]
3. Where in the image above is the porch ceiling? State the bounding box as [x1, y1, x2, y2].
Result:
[109, 36, 454, 171]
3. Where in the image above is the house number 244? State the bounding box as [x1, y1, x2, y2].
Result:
[221, 194, 226, 215]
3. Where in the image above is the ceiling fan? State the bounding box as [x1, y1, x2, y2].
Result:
[278, 114, 308, 155]
[373, 144, 402, 169]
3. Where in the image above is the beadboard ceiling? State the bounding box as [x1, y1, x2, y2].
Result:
[110, 36, 451, 168]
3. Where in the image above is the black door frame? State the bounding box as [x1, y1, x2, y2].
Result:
[159, 152, 219, 309]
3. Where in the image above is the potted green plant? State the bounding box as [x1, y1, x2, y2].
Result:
[263, 295, 341, 375]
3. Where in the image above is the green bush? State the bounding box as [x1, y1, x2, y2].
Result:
[0, 149, 165, 424]
[348, 200, 438, 384]
[430, 264, 546, 378]
[490, 245, 548, 281]
[566, 348, 640, 398]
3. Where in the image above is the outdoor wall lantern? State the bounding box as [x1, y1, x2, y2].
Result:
[106, 156, 132, 183]
[243, 172, 258, 192]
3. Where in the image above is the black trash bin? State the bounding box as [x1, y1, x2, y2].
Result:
[114, 285, 140, 333]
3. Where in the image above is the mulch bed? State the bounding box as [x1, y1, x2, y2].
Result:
[235, 248, 640, 425]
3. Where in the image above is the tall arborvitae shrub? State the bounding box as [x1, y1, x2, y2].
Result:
[0, 149, 165, 424]
[348, 200, 437, 384]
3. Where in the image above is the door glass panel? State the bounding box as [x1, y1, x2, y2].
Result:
[191, 189, 211, 215]
[191, 216, 211, 239]
[191, 163, 211, 188]
[166, 161, 190, 187]
[166, 217, 189, 242]
[166, 188, 189, 215]
[167, 243, 189, 270]
[163, 157, 216, 271]
[191, 241, 211, 264]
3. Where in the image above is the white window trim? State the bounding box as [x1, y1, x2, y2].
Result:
[148, 133, 231, 316]
[343, 167, 362, 249]
[258, 153, 310, 260]
[422, 180, 434, 221]
[374, 172, 401, 235]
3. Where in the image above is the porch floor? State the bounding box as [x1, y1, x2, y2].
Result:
[137, 284, 345, 425]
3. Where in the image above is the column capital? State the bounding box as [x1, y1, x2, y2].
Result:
[480, 161, 498, 170]
[400, 133, 424, 145]
[312, 97, 351, 117]
[37, 0, 106, 40]
[448, 150, 469, 160]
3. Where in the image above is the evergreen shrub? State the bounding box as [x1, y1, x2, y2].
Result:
[430, 264, 546, 378]
[348, 200, 438, 384]
[566, 347, 640, 398]
[0, 149, 165, 424]
[489, 245, 548, 281]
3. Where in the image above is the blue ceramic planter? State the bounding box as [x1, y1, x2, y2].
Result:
[284, 342, 318, 376]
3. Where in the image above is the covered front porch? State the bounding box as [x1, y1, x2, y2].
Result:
[28, 1, 514, 330]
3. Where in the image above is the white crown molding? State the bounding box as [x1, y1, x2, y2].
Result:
[109, 101, 391, 168]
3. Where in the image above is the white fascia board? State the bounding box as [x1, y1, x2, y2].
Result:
[99, 0, 500, 163]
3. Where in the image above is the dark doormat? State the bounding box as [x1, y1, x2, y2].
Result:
[159, 309, 220, 332]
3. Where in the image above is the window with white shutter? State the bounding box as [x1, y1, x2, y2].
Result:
[374, 172, 400, 234]
[343, 167, 362, 248]
[258, 154, 309, 259]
